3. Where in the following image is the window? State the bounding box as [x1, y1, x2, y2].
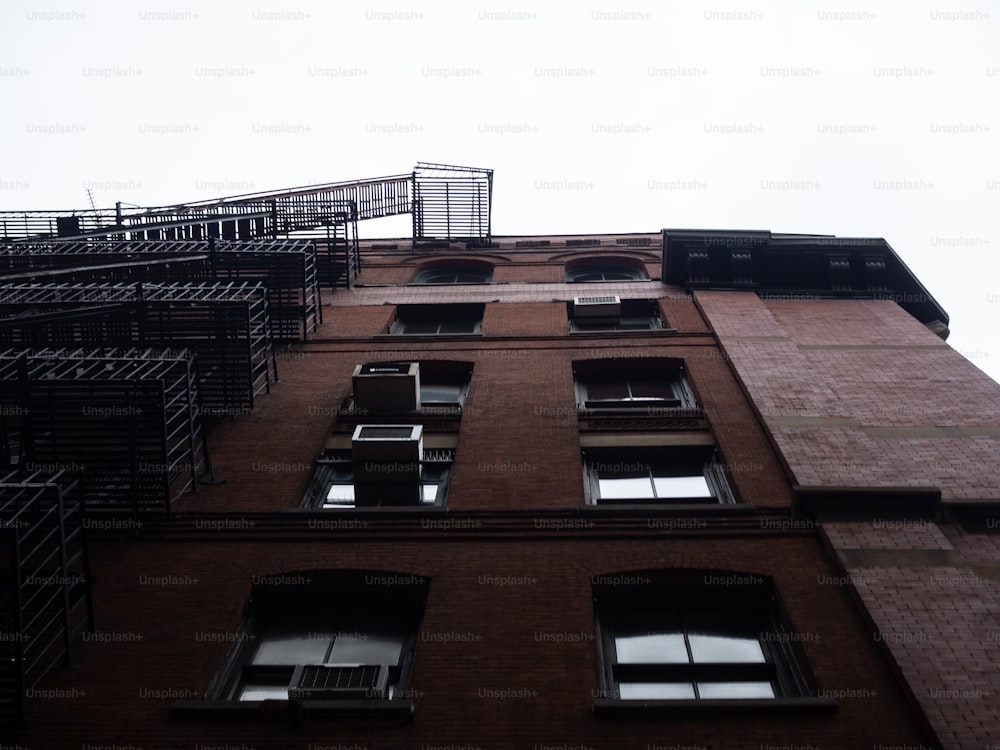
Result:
[565, 257, 648, 282]
[583, 447, 734, 505]
[573, 358, 699, 413]
[413, 269, 491, 285]
[351, 361, 473, 416]
[205, 572, 427, 705]
[304, 448, 453, 509]
[412, 260, 493, 285]
[389, 304, 484, 335]
[568, 299, 663, 332]
[595, 571, 812, 703]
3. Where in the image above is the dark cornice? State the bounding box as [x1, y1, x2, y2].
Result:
[661, 229, 949, 337]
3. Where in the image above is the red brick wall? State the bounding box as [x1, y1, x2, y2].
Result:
[695, 293, 1000, 500]
[14, 536, 933, 750]
[697, 290, 1000, 750]
[8, 247, 939, 750]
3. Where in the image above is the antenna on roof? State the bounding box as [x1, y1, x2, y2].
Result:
[86, 188, 97, 212]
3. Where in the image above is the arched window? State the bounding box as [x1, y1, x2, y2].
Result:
[203, 570, 428, 706]
[565, 257, 648, 282]
[594, 570, 815, 704]
[412, 260, 493, 284]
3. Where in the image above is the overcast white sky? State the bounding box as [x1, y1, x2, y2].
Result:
[2, 1, 998, 383]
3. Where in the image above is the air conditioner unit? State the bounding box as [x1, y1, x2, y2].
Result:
[289, 664, 389, 700]
[353, 481, 424, 507]
[352, 424, 423, 483]
[573, 295, 621, 322]
[353, 362, 421, 413]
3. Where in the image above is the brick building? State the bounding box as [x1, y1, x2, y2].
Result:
[3, 171, 999, 750]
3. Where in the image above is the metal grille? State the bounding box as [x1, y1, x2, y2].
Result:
[0, 471, 93, 725]
[0, 348, 208, 517]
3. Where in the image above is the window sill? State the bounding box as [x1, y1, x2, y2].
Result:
[568, 328, 675, 336]
[592, 697, 837, 716]
[172, 698, 415, 721]
[374, 333, 485, 340]
[580, 502, 754, 516]
[283, 506, 449, 517]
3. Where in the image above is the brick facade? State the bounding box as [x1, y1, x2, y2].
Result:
[698, 290, 1000, 750]
[8, 235, 950, 750]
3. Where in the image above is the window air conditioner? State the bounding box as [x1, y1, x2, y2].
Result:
[573, 295, 621, 322]
[289, 664, 389, 700]
[352, 424, 423, 483]
[352, 362, 421, 413]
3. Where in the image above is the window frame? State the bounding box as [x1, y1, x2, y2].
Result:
[567, 266, 647, 283]
[200, 572, 428, 711]
[350, 361, 473, 417]
[593, 572, 818, 709]
[388, 304, 485, 336]
[412, 268, 492, 285]
[567, 299, 664, 333]
[575, 369, 698, 413]
[582, 447, 735, 506]
[304, 448, 454, 509]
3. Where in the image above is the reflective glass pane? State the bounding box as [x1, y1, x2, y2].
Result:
[614, 318, 655, 330]
[618, 682, 695, 699]
[439, 320, 477, 334]
[239, 682, 290, 701]
[688, 633, 765, 663]
[628, 380, 675, 400]
[421, 272, 457, 284]
[329, 624, 405, 665]
[420, 484, 438, 503]
[599, 476, 654, 499]
[252, 620, 332, 665]
[587, 382, 630, 401]
[402, 321, 439, 334]
[615, 632, 688, 663]
[697, 681, 775, 699]
[652, 475, 713, 499]
[421, 384, 462, 403]
[326, 484, 355, 503]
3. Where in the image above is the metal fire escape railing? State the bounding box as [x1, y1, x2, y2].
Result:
[0, 162, 494, 269]
[0, 469, 93, 726]
[412, 162, 493, 246]
[0, 281, 278, 415]
[0, 239, 320, 341]
[0, 348, 210, 519]
[0, 174, 412, 241]
[0, 174, 414, 289]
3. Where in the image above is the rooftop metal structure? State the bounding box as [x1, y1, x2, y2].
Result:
[0, 162, 494, 256]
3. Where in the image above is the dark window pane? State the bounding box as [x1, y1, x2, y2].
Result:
[421, 384, 462, 404]
[438, 319, 477, 334]
[402, 321, 439, 334]
[587, 382, 630, 401]
[628, 380, 675, 400]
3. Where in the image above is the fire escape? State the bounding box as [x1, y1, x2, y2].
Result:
[0, 162, 494, 286]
